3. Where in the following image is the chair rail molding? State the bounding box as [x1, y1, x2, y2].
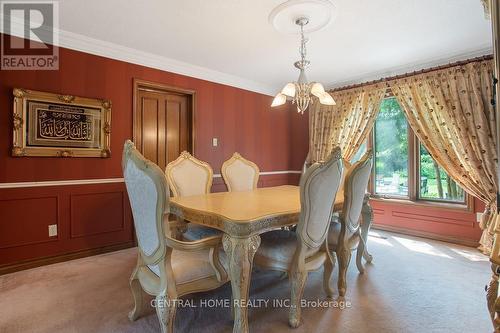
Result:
[0, 178, 125, 189]
[0, 171, 302, 188]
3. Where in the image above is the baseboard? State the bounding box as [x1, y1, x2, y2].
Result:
[372, 224, 480, 248]
[0, 241, 135, 275]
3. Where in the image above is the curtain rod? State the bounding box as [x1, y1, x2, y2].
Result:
[329, 54, 493, 92]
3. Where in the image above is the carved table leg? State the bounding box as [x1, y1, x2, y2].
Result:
[487, 263, 500, 332]
[222, 234, 261, 333]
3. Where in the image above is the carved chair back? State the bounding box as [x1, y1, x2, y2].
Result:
[296, 147, 343, 250]
[341, 150, 373, 236]
[122, 140, 169, 263]
[165, 151, 213, 197]
[221, 152, 260, 192]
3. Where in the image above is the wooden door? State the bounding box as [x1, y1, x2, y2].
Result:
[134, 85, 192, 171]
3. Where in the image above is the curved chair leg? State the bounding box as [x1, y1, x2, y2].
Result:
[336, 246, 352, 297]
[356, 236, 366, 274]
[128, 269, 144, 321]
[209, 245, 227, 283]
[156, 294, 177, 333]
[363, 247, 373, 263]
[323, 253, 335, 298]
[289, 270, 307, 328]
[230, 295, 235, 320]
[360, 195, 374, 264]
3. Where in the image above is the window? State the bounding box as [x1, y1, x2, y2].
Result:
[418, 144, 465, 202]
[350, 141, 367, 164]
[368, 97, 467, 206]
[374, 98, 409, 197]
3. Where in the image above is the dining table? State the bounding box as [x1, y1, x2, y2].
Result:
[169, 185, 373, 333]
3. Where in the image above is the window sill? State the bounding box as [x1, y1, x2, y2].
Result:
[370, 196, 473, 212]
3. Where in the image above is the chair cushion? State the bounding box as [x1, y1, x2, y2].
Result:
[148, 248, 227, 284]
[124, 158, 160, 256]
[327, 221, 360, 250]
[255, 230, 319, 268]
[183, 224, 222, 241]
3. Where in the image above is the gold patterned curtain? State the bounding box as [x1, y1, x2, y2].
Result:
[388, 59, 498, 254]
[308, 84, 386, 163]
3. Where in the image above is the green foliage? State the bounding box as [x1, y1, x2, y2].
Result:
[374, 98, 464, 201]
[375, 97, 408, 178]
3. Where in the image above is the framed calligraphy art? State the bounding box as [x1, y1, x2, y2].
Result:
[11, 88, 111, 158]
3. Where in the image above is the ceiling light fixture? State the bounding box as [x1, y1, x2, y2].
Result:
[271, 17, 335, 113]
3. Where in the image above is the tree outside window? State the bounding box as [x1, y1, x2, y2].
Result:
[371, 97, 465, 204]
[374, 98, 409, 197]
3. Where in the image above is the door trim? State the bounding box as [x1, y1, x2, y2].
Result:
[132, 78, 196, 156]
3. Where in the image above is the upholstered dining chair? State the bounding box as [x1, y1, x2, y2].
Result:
[123, 141, 228, 333]
[221, 152, 259, 192]
[165, 151, 221, 240]
[300, 156, 350, 210]
[253, 147, 343, 328]
[328, 150, 373, 297]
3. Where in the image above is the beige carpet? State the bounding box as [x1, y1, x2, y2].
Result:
[0, 230, 492, 333]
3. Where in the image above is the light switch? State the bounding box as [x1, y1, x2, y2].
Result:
[48, 224, 58, 237]
[212, 138, 218, 147]
[477, 212, 483, 223]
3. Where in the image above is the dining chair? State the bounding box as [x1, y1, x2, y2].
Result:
[253, 147, 343, 328]
[328, 150, 373, 297]
[165, 151, 221, 240]
[300, 156, 350, 212]
[123, 140, 228, 333]
[221, 152, 259, 192]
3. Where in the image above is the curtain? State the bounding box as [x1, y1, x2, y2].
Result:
[388, 59, 498, 254]
[308, 84, 386, 163]
[482, 0, 491, 19]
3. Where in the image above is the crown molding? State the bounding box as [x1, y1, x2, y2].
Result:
[2, 14, 492, 96]
[1, 15, 276, 96]
[327, 45, 493, 89]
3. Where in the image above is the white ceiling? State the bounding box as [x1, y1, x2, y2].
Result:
[5, 0, 494, 95]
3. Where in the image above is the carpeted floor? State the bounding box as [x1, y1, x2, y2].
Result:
[0, 230, 492, 333]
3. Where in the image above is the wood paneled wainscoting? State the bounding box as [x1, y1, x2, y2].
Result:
[0, 171, 301, 274]
[0, 180, 134, 274]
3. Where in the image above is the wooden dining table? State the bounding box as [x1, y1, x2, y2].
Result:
[169, 185, 373, 333]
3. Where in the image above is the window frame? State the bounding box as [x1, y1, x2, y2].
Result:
[415, 140, 467, 205]
[367, 95, 473, 212]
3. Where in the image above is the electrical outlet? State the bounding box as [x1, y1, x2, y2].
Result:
[476, 212, 483, 223]
[48, 224, 58, 237]
[212, 138, 218, 147]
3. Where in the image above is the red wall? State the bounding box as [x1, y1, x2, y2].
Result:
[371, 199, 484, 245]
[0, 33, 483, 269]
[0, 35, 309, 268]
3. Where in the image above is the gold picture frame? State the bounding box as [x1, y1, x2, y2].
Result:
[12, 88, 111, 158]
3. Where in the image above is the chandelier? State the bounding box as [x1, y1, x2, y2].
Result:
[271, 17, 335, 114]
